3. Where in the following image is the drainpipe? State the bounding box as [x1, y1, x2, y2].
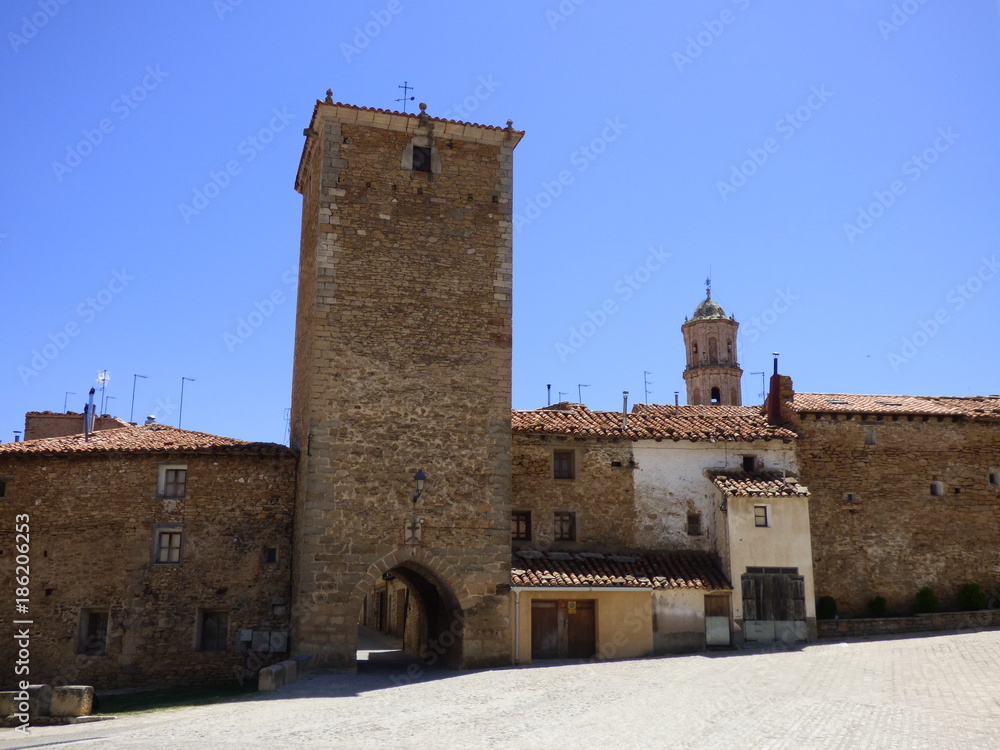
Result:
[514, 588, 521, 665]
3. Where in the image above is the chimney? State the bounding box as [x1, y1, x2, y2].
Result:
[13, 431, 21, 443]
[766, 353, 783, 425]
[622, 391, 629, 429]
[674, 391, 679, 409]
[144, 415, 157, 425]
[85, 388, 96, 440]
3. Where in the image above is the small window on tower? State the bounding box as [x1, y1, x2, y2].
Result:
[711, 387, 721, 404]
[989, 470, 999, 486]
[411, 146, 432, 173]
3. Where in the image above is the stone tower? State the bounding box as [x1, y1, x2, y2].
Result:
[289, 92, 523, 669]
[682, 286, 742, 406]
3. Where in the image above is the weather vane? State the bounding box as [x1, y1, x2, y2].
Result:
[396, 81, 415, 112]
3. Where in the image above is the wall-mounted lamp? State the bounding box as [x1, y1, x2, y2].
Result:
[412, 470, 426, 507]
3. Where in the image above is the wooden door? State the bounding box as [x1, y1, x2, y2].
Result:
[531, 599, 596, 659]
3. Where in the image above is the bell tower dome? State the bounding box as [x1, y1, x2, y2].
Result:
[681, 283, 742, 406]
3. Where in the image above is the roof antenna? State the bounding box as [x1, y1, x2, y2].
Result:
[706, 265, 712, 299]
[396, 81, 415, 113]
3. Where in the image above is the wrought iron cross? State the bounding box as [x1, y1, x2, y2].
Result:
[396, 81, 415, 112]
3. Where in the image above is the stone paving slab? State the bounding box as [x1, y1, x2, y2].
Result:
[2, 630, 999, 749]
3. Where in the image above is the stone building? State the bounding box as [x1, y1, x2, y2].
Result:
[0, 424, 295, 689]
[778, 388, 1000, 617]
[288, 93, 523, 670]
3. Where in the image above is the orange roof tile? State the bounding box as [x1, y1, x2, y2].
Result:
[511, 550, 730, 591]
[0, 423, 293, 456]
[709, 471, 809, 497]
[512, 403, 796, 442]
[791, 393, 1000, 419]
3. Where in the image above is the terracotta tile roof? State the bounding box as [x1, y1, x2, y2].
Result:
[512, 403, 796, 443]
[791, 393, 1000, 420]
[709, 471, 810, 497]
[0, 424, 293, 456]
[511, 550, 731, 591]
[318, 98, 526, 134]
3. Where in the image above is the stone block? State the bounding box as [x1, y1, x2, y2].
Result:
[258, 663, 285, 691]
[278, 659, 297, 683]
[50, 686, 94, 717]
[27, 684, 51, 716]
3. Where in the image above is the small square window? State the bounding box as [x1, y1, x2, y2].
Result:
[511, 511, 532, 541]
[412, 146, 432, 173]
[687, 512, 702, 536]
[754, 506, 769, 527]
[553, 450, 575, 480]
[154, 527, 183, 564]
[930, 481, 944, 497]
[157, 464, 188, 499]
[864, 425, 877, 446]
[0, 479, 7, 498]
[843, 492, 858, 503]
[198, 610, 228, 652]
[554, 512, 576, 542]
[264, 546, 278, 564]
[742, 455, 755, 472]
[990, 471, 999, 486]
[79, 610, 109, 655]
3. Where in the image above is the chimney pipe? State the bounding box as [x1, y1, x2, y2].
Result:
[85, 387, 96, 440]
[622, 391, 629, 429]
[13, 431, 22, 443]
[547, 384, 551, 406]
[766, 353, 783, 426]
[674, 391, 680, 409]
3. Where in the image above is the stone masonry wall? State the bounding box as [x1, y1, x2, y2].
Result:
[290, 104, 522, 669]
[793, 412, 1000, 617]
[511, 434, 636, 550]
[0, 451, 295, 690]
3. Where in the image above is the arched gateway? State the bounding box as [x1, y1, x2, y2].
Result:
[288, 94, 523, 670]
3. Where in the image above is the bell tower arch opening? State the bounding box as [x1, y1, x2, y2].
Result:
[681, 283, 743, 406]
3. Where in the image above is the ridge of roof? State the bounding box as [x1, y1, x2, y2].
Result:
[512, 403, 796, 442]
[0, 423, 293, 456]
[791, 392, 1000, 419]
[317, 98, 526, 134]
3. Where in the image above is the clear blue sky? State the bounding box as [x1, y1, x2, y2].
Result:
[3, 1, 999, 444]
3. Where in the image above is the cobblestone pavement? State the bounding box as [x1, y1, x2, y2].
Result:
[3, 629, 1000, 749]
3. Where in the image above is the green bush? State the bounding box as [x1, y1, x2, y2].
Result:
[868, 596, 888, 618]
[914, 587, 940, 614]
[957, 583, 988, 611]
[817, 595, 838, 620]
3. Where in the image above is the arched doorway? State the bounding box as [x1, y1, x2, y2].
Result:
[356, 561, 464, 672]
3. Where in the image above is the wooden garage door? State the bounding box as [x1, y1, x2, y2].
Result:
[531, 600, 596, 659]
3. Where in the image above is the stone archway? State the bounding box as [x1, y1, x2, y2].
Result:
[350, 549, 466, 671]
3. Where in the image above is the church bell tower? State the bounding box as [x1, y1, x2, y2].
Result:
[682, 283, 743, 406]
